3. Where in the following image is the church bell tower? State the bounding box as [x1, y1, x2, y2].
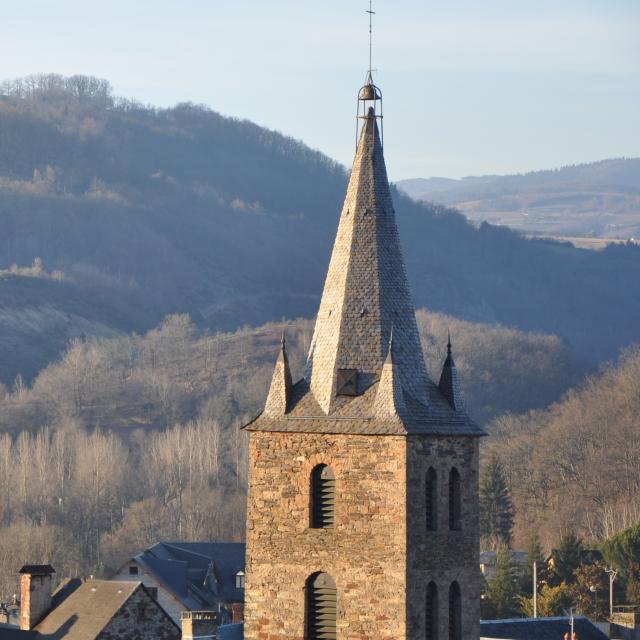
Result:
[243, 22, 483, 640]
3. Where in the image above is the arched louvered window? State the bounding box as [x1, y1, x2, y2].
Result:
[426, 581, 439, 640]
[448, 581, 462, 640]
[306, 572, 337, 640]
[311, 464, 335, 528]
[426, 468, 438, 531]
[448, 468, 461, 531]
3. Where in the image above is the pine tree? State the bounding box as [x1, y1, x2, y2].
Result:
[480, 451, 515, 547]
[484, 544, 522, 619]
[552, 529, 583, 584]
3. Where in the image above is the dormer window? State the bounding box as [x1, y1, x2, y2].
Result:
[235, 570, 245, 589]
[129, 565, 139, 576]
[336, 369, 358, 396]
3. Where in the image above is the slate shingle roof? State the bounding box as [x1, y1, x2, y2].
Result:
[480, 616, 608, 640]
[135, 541, 245, 609]
[32, 580, 176, 639]
[217, 622, 244, 640]
[247, 375, 482, 436]
[246, 108, 483, 437]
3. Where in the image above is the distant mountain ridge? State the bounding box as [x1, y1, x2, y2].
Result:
[0, 74, 639, 384]
[398, 158, 640, 238]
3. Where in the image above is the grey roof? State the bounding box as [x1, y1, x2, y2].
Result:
[246, 109, 483, 437]
[481, 617, 608, 640]
[134, 542, 245, 609]
[247, 376, 482, 437]
[33, 580, 178, 639]
[480, 550, 529, 565]
[217, 623, 244, 640]
[0, 630, 37, 639]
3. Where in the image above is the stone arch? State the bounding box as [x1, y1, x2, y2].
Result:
[305, 572, 337, 639]
[310, 464, 335, 529]
[426, 580, 439, 640]
[448, 467, 461, 531]
[448, 581, 462, 640]
[426, 467, 438, 531]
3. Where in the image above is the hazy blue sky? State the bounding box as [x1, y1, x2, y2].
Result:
[1, 0, 638, 179]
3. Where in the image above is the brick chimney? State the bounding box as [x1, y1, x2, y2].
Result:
[230, 602, 244, 624]
[181, 611, 219, 640]
[19, 565, 55, 630]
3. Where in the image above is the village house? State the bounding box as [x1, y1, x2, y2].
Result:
[111, 541, 245, 627]
[0, 564, 180, 639]
[480, 550, 529, 579]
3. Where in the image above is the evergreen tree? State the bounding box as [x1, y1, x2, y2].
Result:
[520, 583, 575, 618]
[602, 522, 640, 603]
[552, 529, 583, 584]
[480, 452, 515, 547]
[484, 544, 522, 619]
[520, 532, 546, 597]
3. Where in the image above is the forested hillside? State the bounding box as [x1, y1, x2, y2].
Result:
[0, 311, 581, 596]
[398, 158, 640, 238]
[1, 74, 639, 386]
[0, 310, 580, 434]
[487, 346, 640, 549]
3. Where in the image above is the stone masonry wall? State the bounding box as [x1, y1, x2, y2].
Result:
[98, 585, 180, 640]
[111, 564, 185, 625]
[406, 436, 480, 640]
[244, 431, 408, 640]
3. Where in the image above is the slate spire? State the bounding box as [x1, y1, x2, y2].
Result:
[438, 332, 464, 411]
[305, 108, 429, 413]
[374, 329, 405, 419]
[264, 333, 293, 417]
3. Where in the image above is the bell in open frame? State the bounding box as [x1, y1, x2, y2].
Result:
[358, 83, 381, 101]
[356, 69, 383, 147]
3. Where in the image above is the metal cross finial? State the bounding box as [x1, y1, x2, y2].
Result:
[366, 0, 375, 75]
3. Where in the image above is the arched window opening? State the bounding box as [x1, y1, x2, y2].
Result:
[311, 464, 335, 529]
[426, 581, 439, 640]
[448, 468, 461, 531]
[448, 581, 462, 640]
[306, 572, 337, 640]
[426, 468, 438, 531]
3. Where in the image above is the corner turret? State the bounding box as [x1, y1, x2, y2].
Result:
[438, 332, 464, 411]
[263, 333, 292, 417]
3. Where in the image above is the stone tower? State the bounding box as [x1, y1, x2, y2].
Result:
[243, 76, 484, 640]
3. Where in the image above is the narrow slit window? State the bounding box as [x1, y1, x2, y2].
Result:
[449, 581, 462, 640]
[426, 581, 439, 640]
[426, 468, 438, 531]
[311, 464, 335, 529]
[306, 572, 337, 640]
[449, 468, 461, 531]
